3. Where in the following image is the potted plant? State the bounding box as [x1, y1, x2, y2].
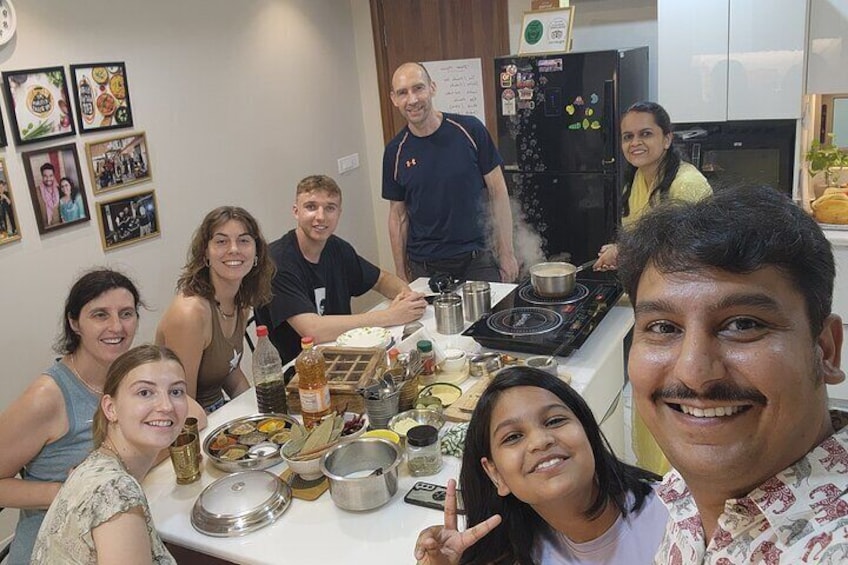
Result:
[806, 135, 848, 188]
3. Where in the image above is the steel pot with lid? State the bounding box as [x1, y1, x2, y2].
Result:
[191, 470, 292, 537]
[529, 259, 596, 297]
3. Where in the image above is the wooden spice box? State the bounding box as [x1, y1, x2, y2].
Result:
[286, 346, 387, 415]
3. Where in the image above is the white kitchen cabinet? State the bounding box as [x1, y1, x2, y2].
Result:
[658, 0, 807, 122]
[807, 0, 848, 94]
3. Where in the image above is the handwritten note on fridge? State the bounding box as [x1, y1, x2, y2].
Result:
[421, 58, 485, 125]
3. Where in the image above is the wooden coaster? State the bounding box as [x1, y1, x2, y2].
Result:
[280, 468, 329, 501]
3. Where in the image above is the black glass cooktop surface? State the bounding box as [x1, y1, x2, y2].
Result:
[462, 271, 623, 356]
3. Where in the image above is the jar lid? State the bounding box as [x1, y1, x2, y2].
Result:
[416, 340, 433, 353]
[406, 424, 439, 447]
[191, 470, 292, 537]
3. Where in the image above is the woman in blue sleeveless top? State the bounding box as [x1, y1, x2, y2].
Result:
[0, 269, 143, 564]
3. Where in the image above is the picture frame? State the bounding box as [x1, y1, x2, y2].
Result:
[0, 105, 7, 148]
[96, 189, 160, 251]
[21, 143, 90, 235]
[69, 62, 134, 133]
[0, 158, 21, 246]
[518, 7, 574, 55]
[85, 131, 151, 194]
[2, 66, 76, 145]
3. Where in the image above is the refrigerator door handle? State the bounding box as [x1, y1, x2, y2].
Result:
[602, 79, 616, 172]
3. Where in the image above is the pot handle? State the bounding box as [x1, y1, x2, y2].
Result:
[575, 259, 597, 274]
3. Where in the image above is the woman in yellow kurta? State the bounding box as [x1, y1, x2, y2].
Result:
[595, 102, 712, 476]
[596, 101, 712, 270]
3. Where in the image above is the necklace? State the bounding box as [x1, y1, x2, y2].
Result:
[66, 355, 103, 396]
[215, 300, 236, 320]
[100, 438, 129, 472]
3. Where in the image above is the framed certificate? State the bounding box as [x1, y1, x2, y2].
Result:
[518, 7, 574, 55]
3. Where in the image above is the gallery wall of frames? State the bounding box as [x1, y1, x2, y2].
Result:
[0, 62, 159, 250]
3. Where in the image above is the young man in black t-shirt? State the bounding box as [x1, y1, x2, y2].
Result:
[255, 175, 427, 364]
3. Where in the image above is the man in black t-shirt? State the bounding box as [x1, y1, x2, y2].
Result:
[255, 175, 427, 364]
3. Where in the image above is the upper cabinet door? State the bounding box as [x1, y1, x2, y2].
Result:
[658, 0, 730, 122]
[807, 0, 848, 94]
[727, 0, 807, 120]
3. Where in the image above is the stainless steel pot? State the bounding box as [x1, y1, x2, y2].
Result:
[320, 438, 402, 511]
[529, 259, 596, 297]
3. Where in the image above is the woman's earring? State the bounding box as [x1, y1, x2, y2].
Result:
[205, 257, 210, 267]
[253, 256, 258, 267]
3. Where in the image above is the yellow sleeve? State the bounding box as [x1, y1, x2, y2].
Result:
[669, 162, 713, 203]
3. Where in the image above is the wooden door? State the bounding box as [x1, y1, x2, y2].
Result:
[370, 0, 510, 142]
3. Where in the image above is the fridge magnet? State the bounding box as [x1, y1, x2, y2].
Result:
[518, 88, 534, 101]
[21, 143, 90, 234]
[70, 62, 133, 133]
[2, 66, 75, 145]
[502, 90, 516, 116]
[96, 189, 159, 251]
[506, 64, 518, 76]
[0, 158, 21, 245]
[85, 131, 151, 194]
[518, 7, 574, 55]
[500, 72, 512, 88]
[537, 58, 562, 73]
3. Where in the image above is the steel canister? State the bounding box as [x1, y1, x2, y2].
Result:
[433, 293, 463, 334]
[462, 281, 491, 322]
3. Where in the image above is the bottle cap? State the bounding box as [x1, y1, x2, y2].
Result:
[416, 340, 433, 353]
[256, 325, 268, 337]
[388, 348, 400, 360]
[301, 336, 314, 349]
[406, 424, 438, 447]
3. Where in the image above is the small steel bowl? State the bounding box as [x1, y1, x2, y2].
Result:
[387, 408, 445, 445]
[469, 352, 503, 377]
[203, 413, 304, 473]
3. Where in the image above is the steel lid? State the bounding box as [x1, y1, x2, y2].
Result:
[191, 470, 292, 537]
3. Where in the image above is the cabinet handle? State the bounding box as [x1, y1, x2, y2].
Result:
[602, 158, 615, 165]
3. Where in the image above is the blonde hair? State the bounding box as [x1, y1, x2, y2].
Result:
[92, 344, 184, 448]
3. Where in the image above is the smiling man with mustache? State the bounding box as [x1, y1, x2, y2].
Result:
[618, 185, 848, 563]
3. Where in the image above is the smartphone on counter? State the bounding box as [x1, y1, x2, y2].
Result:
[404, 481, 465, 514]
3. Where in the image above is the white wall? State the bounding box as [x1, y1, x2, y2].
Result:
[0, 0, 382, 543]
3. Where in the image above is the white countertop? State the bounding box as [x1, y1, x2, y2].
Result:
[143, 279, 634, 564]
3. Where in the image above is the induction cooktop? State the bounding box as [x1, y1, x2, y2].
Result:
[462, 271, 623, 356]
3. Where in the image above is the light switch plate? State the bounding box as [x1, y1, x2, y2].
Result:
[337, 153, 360, 175]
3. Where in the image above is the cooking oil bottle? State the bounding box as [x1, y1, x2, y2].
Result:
[295, 337, 331, 427]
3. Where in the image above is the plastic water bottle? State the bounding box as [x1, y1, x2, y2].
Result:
[295, 337, 331, 427]
[253, 325, 287, 414]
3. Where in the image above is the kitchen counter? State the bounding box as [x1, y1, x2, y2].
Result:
[143, 280, 634, 564]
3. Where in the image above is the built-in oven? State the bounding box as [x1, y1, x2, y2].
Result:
[672, 120, 797, 196]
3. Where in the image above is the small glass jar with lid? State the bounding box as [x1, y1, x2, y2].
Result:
[406, 424, 442, 476]
[417, 340, 435, 376]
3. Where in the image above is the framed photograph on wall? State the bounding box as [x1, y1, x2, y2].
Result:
[0, 105, 7, 148]
[96, 189, 159, 251]
[85, 131, 151, 194]
[518, 7, 574, 55]
[21, 143, 90, 234]
[69, 62, 133, 133]
[2, 66, 76, 145]
[0, 158, 21, 245]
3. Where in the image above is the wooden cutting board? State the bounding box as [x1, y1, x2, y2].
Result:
[443, 378, 491, 422]
[442, 370, 572, 422]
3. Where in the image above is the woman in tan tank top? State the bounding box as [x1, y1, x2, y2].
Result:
[156, 207, 275, 412]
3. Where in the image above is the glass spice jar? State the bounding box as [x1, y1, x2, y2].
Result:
[417, 340, 435, 376]
[406, 424, 442, 477]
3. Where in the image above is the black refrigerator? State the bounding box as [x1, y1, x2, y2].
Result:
[495, 48, 648, 265]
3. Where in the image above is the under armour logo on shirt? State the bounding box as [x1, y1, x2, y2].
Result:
[406, 158, 417, 168]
